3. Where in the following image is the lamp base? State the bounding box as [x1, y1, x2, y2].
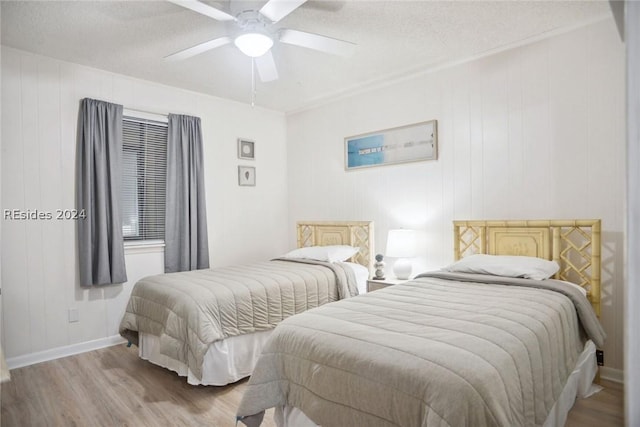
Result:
[393, 258, 412, 280]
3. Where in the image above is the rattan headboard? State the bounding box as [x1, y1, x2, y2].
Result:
[453, 219, 601, 316]
[296, 221, 375, 273]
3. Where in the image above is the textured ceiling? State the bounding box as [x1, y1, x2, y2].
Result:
[1, 0, 611, 113]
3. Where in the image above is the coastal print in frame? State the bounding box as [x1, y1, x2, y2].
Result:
[345, 120, 437, 170]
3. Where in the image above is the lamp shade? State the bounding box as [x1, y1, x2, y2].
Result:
[386, 229, 417, 258]
[234, 32, 273, 57]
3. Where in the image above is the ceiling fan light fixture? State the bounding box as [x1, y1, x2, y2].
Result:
[234, 32, 273, 58]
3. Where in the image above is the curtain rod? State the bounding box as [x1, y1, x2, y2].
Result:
[123, 107, 198, 120]
[123, 107, 169, 124]
[123, 107, 168, 118]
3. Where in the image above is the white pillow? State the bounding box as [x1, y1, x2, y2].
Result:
[442, 254, 560, 280]
[282, 245, 359, 263]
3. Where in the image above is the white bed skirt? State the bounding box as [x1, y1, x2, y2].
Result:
[274, 340, 601, 427]
[139, 330, 273, 386]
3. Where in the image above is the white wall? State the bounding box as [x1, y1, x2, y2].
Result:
[287, 18, 626, 374]
[0, 47, 288, 364]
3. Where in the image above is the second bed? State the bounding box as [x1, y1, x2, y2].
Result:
[119, 220, 374, 385]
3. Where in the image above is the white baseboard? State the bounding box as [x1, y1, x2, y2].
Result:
[600, 366, 624, 383]
[6, 335, 127, 370]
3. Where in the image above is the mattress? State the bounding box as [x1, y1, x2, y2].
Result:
[237, 272, 605, 427]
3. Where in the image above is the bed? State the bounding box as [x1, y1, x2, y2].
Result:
[236, 219, 605, 427]
[118, 220, 374, 386]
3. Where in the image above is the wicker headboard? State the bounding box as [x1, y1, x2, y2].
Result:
[453, 219, 602, 316]
[296, 221, 375, 273]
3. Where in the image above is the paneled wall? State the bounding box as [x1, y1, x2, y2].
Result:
[286, 18, 625, 373]
[0, 47, 289, 363]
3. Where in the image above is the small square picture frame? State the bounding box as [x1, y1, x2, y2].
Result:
[238, 138, 255, 160]
[238, 166, 256, 186]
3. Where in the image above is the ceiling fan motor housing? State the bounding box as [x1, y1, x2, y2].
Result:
[236, 10, 271, 35]
[233, 10, 274, 58]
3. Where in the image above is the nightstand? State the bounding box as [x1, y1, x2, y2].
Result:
[366, 278, 408, 292]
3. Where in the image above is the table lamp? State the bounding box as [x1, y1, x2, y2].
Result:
[386, 229, 417, 280]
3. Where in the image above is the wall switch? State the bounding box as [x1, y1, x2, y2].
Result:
[596, 349, 604, 366]
[68, 308, 79, 323]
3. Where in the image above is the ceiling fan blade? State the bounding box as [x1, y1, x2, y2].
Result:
[259, 0, 307, 23]
[167, 0, 236, 21]
[255, 51, 279, 82]
[165, 36, 231, 61]
[279, 29, 356, 57]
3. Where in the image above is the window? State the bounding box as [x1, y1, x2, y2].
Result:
[122, 115, 167, 241]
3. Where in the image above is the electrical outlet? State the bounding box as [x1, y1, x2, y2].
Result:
[596, 349, 604, 366]
[68, 308, 79, 323]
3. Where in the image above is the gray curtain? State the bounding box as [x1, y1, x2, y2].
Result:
[76, 98, 127, 286]
[165, 114, 210, 272]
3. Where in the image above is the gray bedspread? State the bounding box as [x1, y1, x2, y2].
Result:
[237, 272, 605, 427]
[119, 259, 357, 380]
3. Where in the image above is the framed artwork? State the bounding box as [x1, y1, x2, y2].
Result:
[238, 166, 256, 186]
[238, 138, 255, 160]
[345, 120, 437, 170]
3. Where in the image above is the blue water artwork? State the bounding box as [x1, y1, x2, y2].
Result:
[344, 120, 438, 170]
[346, 134, 385, 168]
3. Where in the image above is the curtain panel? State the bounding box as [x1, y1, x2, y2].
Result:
[76, 98, 128, 286]
[165, 114, 210, 272]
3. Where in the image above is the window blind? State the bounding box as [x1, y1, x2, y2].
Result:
[122, 116, 167, 241]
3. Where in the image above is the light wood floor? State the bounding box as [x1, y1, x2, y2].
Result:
[1, 344, 624, 426]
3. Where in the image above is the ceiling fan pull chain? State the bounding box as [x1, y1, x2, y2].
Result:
[251, 57, 256, 107]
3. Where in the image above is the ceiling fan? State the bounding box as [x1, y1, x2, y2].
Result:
[165, 0, 357, 82]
